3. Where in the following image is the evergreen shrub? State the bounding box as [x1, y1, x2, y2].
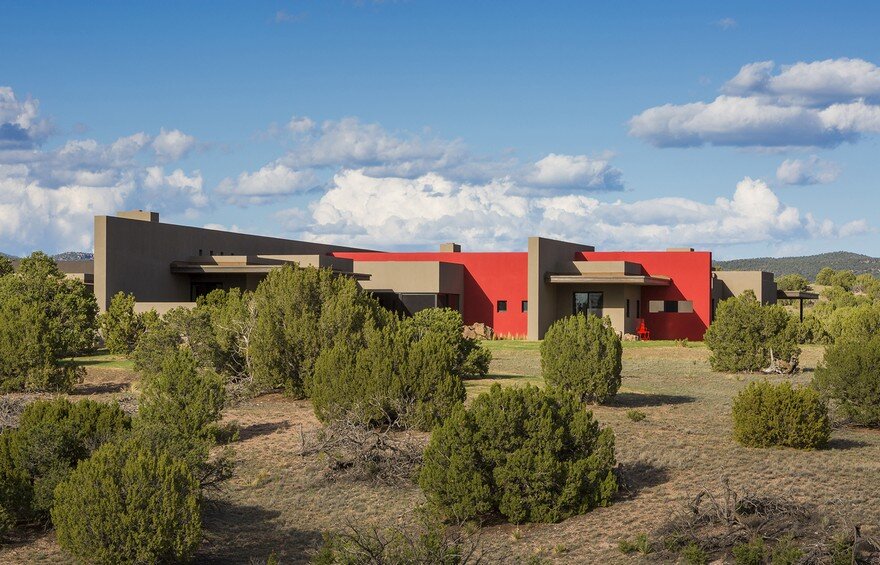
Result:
[541, 314, 622, 403]
[732, 381, 830, 449]
[419, 384, 617, 524]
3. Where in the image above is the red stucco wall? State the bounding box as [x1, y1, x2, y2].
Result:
[333, 252, 530, 337]
[578, 251, 713, 341]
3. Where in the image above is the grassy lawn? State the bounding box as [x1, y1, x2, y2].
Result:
[3, 341, 879, 564]
[67, 350, 135, 371]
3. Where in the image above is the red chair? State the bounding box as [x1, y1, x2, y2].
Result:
[636, 319, 651, 341]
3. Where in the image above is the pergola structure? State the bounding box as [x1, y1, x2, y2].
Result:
[777, 289, 820, 321]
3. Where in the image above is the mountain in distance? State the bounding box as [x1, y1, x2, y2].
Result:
[0, 251, 94, 261]
[52, 251, 94, 261]
[714, 251, 880, 280]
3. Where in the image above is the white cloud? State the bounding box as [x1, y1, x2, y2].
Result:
[229, 117, 623, 204]
[631, 58, 880, 148]
[286, 116, 315, 133]
[527, 153, 623, 191]
[217, 162, 319, 204]
[281, 117, 466, 175]
[0, 86, 209, 254]
[0, 86, 53, 149]
[776, 156, 841, 185]
[292, 170, 864, 251]
[152, 128, 196, 161]
[723, 58, 880, 105]
[715, 17, 737, 30]
[143, 166, 208, 208]
[0, 163, 132, 252]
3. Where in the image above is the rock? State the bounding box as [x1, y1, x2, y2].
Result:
[463, 323, 494, 340]
[622, 333, 640, 342]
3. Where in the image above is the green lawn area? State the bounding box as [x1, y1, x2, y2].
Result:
[66, 350, 135, 370]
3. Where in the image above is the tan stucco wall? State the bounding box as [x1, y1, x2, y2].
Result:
[712, 271, 777, 304]
[550, 283, 642, 336]
[94, 214, 371, 310]
[527, 237, 595, 340]
[353, 261, 464, 295]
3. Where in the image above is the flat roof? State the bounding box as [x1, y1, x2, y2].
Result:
[545, 273, 671, 286]
[169, 261, 371, 280]
[777, 290, 819, 300]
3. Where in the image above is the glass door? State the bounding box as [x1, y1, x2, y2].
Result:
[573, 292, 603, 318]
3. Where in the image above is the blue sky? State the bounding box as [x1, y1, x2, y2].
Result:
[0, 1, 877, 259]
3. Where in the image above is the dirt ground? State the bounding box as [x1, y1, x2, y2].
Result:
[2, 342, 879, 564]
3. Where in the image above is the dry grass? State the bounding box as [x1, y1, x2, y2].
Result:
[2, 343, 879, 564]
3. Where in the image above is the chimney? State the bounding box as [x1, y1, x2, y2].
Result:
[666, 247, 694, 252]
[117, 210, 159, 222]
[439, 243, 461, 253]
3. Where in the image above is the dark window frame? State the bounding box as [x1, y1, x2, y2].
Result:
[573, 291, 604, 318]
[521, 300, 528, 313]
[497, 300, 508, 313]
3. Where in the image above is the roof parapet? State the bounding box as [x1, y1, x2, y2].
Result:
[117, 210, 159, 222]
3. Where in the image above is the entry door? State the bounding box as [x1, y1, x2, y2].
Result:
[573, 292, 603, 318]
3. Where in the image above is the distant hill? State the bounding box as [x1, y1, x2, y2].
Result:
[1, 251, 93, 261]
[714, 251, 880, 280]
[53, 251, 93, 261]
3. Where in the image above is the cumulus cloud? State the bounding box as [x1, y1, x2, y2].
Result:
[290, 170, 865, 251]
[776, 156, 841, 185]
[152, 127, 196, 161]
[280, 117, 467, 175]
[527, 153, 623, 191]
[0, 86, 207, 254]
[0, 86, 53, 149]
[223, 117, 623, 203]
[715, 17, 737, 30]
[630, 58, 880, 148]
[216, 162, 320, 205]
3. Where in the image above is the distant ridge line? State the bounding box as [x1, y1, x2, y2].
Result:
[714, 251, 880, 280]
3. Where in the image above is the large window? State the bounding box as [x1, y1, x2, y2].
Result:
[573, 292, 603, 318]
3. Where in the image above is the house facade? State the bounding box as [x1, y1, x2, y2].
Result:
[94, 211, 779, 341]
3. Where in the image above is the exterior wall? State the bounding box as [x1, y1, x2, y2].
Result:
[94, 215, 371, 310]
[552, 283, 627, 335]
[335, 251, 530, 337]
[623, 284, 642, 334]
[713, 270, 777, 304]
[354, 261, 464, 295]
[578, 250, 713, 341]
[527, 237, 595, 339]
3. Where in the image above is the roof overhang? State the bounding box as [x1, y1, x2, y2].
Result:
[545, 273, 671, 286]
[169, 261, 370, 280]
[776, 290, 819, 300]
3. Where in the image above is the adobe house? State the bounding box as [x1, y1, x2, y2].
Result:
[94, 211, 783, 340]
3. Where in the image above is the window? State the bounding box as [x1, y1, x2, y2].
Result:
[649, 300, 693, 313]
[191, 282, 222, 301]
[573, 292, 603, 318]
[497, 300, 508, 313]
[636, 300, 641, 318]
[198, 249, 203, 256]
[209, 250, 214, 256]
[521, 300, 528, 313]
[625, 299, 630, 318]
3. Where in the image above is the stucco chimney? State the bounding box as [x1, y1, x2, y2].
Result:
[117, 210, 159, 222]
[439, 243, 461, 252]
